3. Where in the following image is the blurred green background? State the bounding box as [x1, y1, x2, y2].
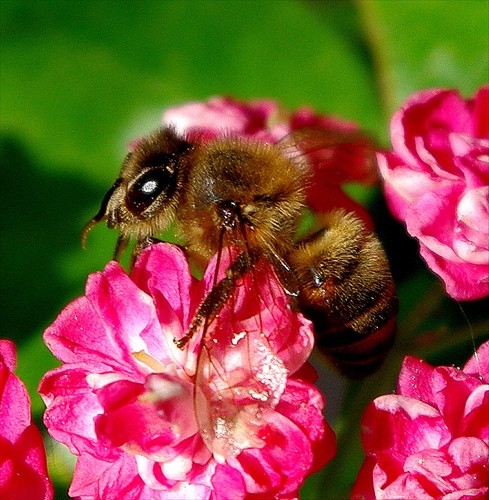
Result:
[1, 0, 488, 498]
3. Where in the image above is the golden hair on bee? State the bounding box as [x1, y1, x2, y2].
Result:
[175, 135, 310, 261]
[288, 209, 398, 378]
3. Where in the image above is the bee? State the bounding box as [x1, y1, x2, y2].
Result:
[82, 126, 398, 379]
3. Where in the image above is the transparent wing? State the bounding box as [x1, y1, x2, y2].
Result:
[192, 246, 313, 460]
[277, 126, 379, 186]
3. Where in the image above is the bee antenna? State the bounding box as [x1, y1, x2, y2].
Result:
[81, 218, 100, 249]
[81, 180, 120, 249]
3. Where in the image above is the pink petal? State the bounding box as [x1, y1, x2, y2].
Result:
[449, 133, 489, 186]
[227, 410, 313, 497]
[464, 340, 489, 382]
[373, 467, 432, 499]
[462, 385, 489, 441]
[454, 187, 489, 264]
[132, 243, 197, 330]
[429, 366, 482, 433]
[0, 340, 16, 372]
[162, 96, 280, 142]
[0, 426, 53, 500]
[391, 89, 473, 168]
[132, 243, 201, 372]
[397, 355, 437, 402]
[448, 437, 489, 476]
[39, 364, 111, 458]
[380, 85, 489, 301]
[276, 378, 335, 473]
[43, 262, 163, 374]
[69, 453, 145, 500]
[377, 152, 447, 221]
[211, 464, 246, 500]
[351, 457, 376, 500]
[405, 186, 464, 261]
[94, 373, 198, 459]
[443, 487, 489, 499]
[361, 394, 451, 458]
[403, 187, 489, 301]
[471, 84, 489, 138]
[0, 340, 53, 500]
[404, 448, 454, 493]
[1, 359, 31, 443]
[418, 245, 489, 301]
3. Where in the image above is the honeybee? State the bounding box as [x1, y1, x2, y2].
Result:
[82, 127, 398, 379]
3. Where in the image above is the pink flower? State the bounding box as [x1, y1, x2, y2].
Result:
[162, 96, 289, 143]
[163, 96, 378, 227]
[352, 340, 489, 500]
[0, 340, 53, 500]
[378, 85, 489, 301]
[39, 243, 335, 499]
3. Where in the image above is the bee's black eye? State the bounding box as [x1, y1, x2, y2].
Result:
[126, 167, 175, 214]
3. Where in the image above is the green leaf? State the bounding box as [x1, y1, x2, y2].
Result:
[360, 0, 489, 117]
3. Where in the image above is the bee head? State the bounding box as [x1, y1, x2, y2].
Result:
[82, 128, 194, 259]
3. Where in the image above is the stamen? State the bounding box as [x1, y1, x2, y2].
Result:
[132, 350, 166, 372]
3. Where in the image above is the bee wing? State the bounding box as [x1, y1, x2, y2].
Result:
[264, 248, 300, 297]
[192, 247, 313, 460]
[277, 126, 379, 186]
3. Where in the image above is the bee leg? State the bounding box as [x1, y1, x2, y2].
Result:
[174, 251, 252, 349]
[126, 237, 163, 269]
[114, 235, 129, 262]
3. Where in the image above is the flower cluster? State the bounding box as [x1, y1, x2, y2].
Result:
[0, 340, 53, 500]
[39, 243, 335, 499]
[352, 340, 489, 499]
[378, 86, 489, 301]
[27, 88, 488, 499]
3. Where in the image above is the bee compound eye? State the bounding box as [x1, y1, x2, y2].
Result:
[126, 168, 174, 214]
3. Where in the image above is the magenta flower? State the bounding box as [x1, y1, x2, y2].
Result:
[378, 85, 489, 301]
[0, 339, 53, 500]
[162, 96, 289, 143]
[39, 243, 335, 499]
[352, 340, 489, 500]
[163, 96, 378, 227]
